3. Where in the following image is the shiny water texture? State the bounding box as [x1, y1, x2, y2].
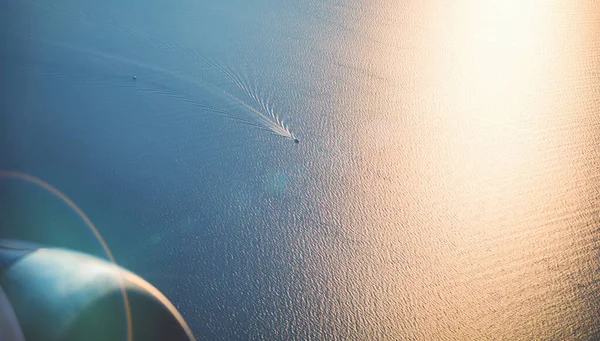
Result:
[1, 0, 599, 339]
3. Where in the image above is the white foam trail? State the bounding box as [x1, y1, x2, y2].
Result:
[222, 91, 293, 138]
[197, 59, 296, 140]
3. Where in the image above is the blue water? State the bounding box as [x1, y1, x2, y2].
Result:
[1, 0, 338, 338]
[2, 0, 600, 339]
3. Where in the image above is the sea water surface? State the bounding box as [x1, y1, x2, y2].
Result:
[1, 0, 600, 339]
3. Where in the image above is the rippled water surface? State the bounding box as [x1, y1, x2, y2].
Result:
[1, 0, 600, 339]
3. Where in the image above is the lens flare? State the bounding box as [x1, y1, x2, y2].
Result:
[0, 170, 133, 341]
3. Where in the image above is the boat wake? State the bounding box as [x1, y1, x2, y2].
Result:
[17, 0, 297, 141]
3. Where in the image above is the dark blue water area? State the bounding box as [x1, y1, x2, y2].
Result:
[0, 0, 347, 338]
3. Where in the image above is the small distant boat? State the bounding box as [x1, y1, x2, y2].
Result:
[133, 76, 137, 80]
[294, 138, 299, 144]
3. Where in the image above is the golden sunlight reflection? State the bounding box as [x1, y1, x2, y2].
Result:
[334, 0, 600, 339]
